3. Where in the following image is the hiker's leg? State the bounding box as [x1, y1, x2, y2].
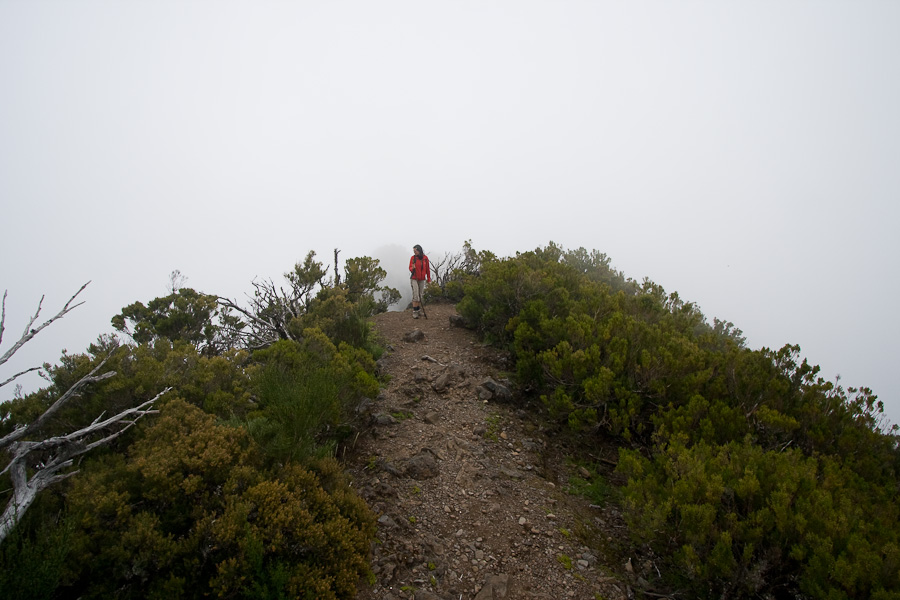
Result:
[411, 280, 422, 317]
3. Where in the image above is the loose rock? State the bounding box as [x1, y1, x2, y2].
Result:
[405, 449, 440, 480]
[477, 376, 512, 400]
[403, 329, 426, 343]
[372, 413, 399, 426]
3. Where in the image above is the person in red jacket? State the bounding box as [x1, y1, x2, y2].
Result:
[409, 244, 430, 319]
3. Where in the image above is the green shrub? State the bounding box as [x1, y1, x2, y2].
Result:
[0, 509, 71, 600]
[291, 286, 382, 354]
[455, 241, 900, 598]
[619, 438, 900, 599]
[247, 331, 378, 464]
[63, 399, 374, 599]
[567, 463, 614, 506]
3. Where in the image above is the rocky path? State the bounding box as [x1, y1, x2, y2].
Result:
[348, 303, 632, 600]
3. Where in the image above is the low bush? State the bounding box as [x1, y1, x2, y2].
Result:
[455, 242, 900, 598]
[62, 399, 374, 599]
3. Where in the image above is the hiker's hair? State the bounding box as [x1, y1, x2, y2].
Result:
[413, 244, 424, 255]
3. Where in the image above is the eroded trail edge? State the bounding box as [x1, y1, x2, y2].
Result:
[348, 303, 631, 600]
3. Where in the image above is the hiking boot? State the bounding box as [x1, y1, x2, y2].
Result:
[412, 310, 419, 319]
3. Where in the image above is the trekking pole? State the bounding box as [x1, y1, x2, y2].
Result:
[420, 301, 428, 319]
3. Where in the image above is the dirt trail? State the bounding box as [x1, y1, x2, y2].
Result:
[348, 303, 632, 600]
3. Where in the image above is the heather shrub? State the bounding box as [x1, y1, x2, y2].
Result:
[62, 399, 374, 599]
[619, 438, 900, 598]
[246, 330, 378, 464]
[456, 242, 900, 598]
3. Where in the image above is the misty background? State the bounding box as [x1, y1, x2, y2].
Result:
[2, 2, 898, 425]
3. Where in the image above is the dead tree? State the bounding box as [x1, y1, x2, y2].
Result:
[0, 284, 167, 544]
[428, 250, 464, 295]
[0, 282, 88, 389]
[333, 248, 341, 286]
[217, 277, 305, 349]
[218, 252, 329, 350]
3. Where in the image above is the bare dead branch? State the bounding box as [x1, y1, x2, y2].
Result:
[0, 282, 90, 372]
[217, 275, 305, 349]
[0, 290, 7, 347]
[0, 353, 116, 450]
[0, 366, 42, 389]
[217, 295, 283, 348]
[428, 251, 465, 293]
[5, 394, 162, 463]
[0, 386, 170, 544]
[0, 283, 172, 544]
[333, 248, 341, 286]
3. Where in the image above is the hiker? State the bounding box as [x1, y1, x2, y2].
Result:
[409, 244, 430, 319]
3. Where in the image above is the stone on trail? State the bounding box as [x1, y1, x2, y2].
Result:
[448, 314, 468, 328]
[432, 371, 452, 393]
[375, 357, 390, 375]
[474, 573, 510, 599]
[372, 413, 399, 426]
[477, 376, 512, 400]
[403, 329, 426, 343]
[405, 449, 440, 480]
[500, 466, 525, 479]
[356, 397, 374, 414]
[377, 514, 399, 529]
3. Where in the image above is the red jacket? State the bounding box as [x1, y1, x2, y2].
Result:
[409, 254, 430, 281]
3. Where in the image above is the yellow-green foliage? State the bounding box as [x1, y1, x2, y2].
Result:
[289, 286, 383, 353]
[456, 242, 900, 598]
[567, 462, 613, 506]
[1, 261, 390, 600]
[2, 339, 254, 436]
[63, 399, 374, 599]
[246, 330, 378, 463]
[619, 439, 900, 599]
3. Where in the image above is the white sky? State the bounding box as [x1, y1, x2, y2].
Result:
[2, 1, 899, 425]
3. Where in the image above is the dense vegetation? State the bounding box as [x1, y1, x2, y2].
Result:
[2, 242, 898, 599]
[0, 252, 391, 599]
[453, 242, 900, 599]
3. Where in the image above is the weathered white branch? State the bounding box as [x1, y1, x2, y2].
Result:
[0, 290, 7, 348]
[2, 395, 159, 466]
[0, 387, 170, 544]
[0, 366, 42, 389]
[0, 282, 172, 544]
[0, 282, 90, 377]
[0, 354, 116, 450]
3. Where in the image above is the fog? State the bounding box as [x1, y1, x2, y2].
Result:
[2, 2, 898, 425]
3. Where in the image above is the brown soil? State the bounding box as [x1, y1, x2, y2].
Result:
[347, 302, 636, 600]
